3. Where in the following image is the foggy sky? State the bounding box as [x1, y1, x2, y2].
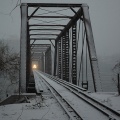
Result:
[0, 0, 120, 57]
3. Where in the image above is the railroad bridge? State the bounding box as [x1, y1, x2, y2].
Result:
[0, 3, 120, 120]
[20, 3, 101, 93]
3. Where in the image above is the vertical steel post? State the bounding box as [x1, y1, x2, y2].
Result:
[54, 40, 58, 76]
[82, 4, 102, 92]
[44, 52, 45, 72]
[41, 53, 44, 72]
[26, 16, 31, 92]
[56, 40, 59, 76]
[61, 37, 63, 79]
[20, 3, 28, 92]
[38, 58, 41, 70]
[61, 32, 69, 81]
[62, 35, 66, 80]
[45, 47, 52, 74]
[58, 39, 62, 78]
[65, 31, 69, 82]
[72, 23, 77, 85]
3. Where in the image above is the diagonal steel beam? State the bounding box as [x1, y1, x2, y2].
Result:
[70, 7, 83, 20]
[49, 40, 55, 48]
[82, 5, 102, 92]
[30, 39, 36, 47]
[55, 7, 83, 42]
[28, 7, 40, 20]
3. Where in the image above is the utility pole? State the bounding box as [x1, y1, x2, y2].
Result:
[118, 74, 120, 95]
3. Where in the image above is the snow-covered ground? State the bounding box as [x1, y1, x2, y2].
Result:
[0, 96, 68, 120]
[0, 73, 19, 102]
[0, 93, 120, 120]
[0, 78, 69, 120]
[90, 92, 120, 113]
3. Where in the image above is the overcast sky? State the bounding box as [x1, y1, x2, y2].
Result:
[0, 0, 120, 58]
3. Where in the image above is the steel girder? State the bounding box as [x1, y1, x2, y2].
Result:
[58, 39, 61, 78]
[72, 23, 77, 85]
[40, 53, 45, 72]
[45, 47, 52, 74]
[27, 3, 82, 7]
[65, 31, 69, 82]
[62, 35, 66, 80]
[20, 3, 28, 92]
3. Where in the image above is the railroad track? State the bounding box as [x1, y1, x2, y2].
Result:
[37, 72, 83, 120]
[35, 71, 120, 120]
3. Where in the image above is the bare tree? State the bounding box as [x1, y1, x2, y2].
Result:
[0, 40, 19, 83]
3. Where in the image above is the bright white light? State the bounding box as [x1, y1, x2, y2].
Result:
[33, 64, 37, 69]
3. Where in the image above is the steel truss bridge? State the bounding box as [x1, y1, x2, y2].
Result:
[20, 3, 102, 93]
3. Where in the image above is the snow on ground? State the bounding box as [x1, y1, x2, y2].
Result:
[90, 92, 120, 113]
[0, 95, 68, 120]
[1, 92, 120, 120]
[0, 74, 69, 120]
[0, 73, 19, 102]
[0, 87, 68, 120]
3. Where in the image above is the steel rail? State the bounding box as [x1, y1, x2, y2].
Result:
[46, 74, 86, 91]
[40, 71, 120, 120]
[37, 73, 83, 120]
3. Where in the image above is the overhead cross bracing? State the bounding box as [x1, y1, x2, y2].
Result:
[31, 44, 51, 71]
[28, 4, 80, 41]
[20, 3, 102, 93]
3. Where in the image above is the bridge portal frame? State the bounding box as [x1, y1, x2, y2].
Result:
[20, 3, 101, 93]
